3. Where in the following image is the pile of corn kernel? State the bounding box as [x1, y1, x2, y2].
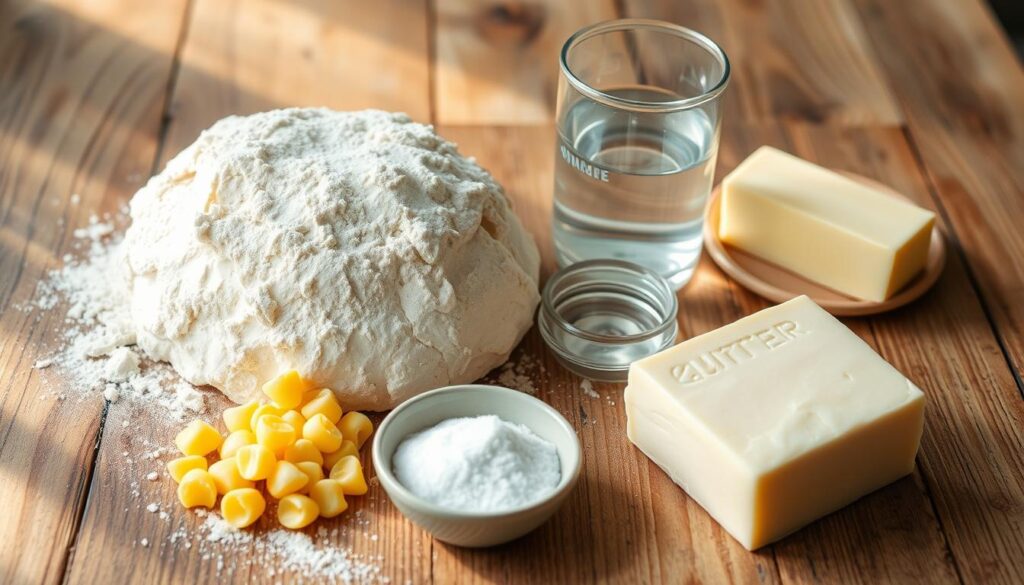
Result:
[165, 371, 374, 530]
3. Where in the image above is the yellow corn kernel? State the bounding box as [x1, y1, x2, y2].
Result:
[338, 411, 374, 449]
[175, 420, 223, 456]
[262, 370, 305, 410]
[208, 457, 255, 495]
[256, 415, 296, 454]
[295, 461, 324, 492]
[300, 388, 321, 406]
[219, 429, 256, 459]
[303, 413, 343, 453]
[284, 439, 324, 466]
[166, 455, 207, 483]
[267, 460, 309, 499]
[282, 409, 306, 431]
[220, 488, 266, 529]
[277, 494, 320, 529]
[249, 403, 284, 431]
[329, 455, 368, 495]
[309, 479, 349, 518]
[177, 469, 217, 508]
[300, 389, 342, 425]
[223, 399, 260, 433]
[235, 444, 276, 481]
[322, 440, 358, 472]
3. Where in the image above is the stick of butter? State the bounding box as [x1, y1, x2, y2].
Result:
[720, 146, 935, 302]
[624, 295, 925, 550]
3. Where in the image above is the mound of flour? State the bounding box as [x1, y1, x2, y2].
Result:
[126, 109, 540, 410]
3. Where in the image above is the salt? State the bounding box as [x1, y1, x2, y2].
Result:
[392, 415, 560, 512]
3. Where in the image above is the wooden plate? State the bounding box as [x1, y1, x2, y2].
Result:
[702, 172, 946, 316]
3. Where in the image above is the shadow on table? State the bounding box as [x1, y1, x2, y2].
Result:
[434, 467, 642, 583]
[772, 473, 963, 582]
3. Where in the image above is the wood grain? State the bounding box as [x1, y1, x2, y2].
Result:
[423, 120, 1024, 585]
[777, 123, 1024, 585]
[667, 123, 963, 585]
[699, 122, 1024, 585]
[623, 0, 904, 126]
[0, 1, 188, 583]
[62, 1, 434, 583]
[433, 127, 681, 584]
[1, 0, 1023, 583]
[850, 0, 1024, 386]
[423, 125, 780, 584]
[433, 0, 618, 124]
[161, 0, 432, 164]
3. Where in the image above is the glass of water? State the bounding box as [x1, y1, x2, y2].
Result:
[554, 19, 730, 290]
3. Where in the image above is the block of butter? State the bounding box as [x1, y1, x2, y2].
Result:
[624, 295, 925, 550]
[719, 146, 935, 302]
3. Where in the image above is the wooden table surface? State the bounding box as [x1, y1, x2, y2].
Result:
[2, 0, 1023, 583]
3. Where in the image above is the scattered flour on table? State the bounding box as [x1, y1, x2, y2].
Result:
[580, 378, 599, 399]
[197, 515, 386, 583]
[488, 352, 546, 395]
[21, 211, 386, 582]
[104, 347, 140, 382]
[23, 213, 209, 420]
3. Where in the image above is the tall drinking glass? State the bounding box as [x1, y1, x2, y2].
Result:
[554, 20, 730, 290]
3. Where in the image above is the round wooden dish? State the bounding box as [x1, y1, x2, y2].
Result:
[702, 172, 946, 316]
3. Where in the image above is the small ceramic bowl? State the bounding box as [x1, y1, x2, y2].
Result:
[372, 384, 582, 547]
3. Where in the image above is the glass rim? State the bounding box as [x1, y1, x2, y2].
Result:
[540, 259, 679, 345]
[559, 18, 731, 113]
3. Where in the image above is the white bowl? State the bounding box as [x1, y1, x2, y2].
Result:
[371, 384, 582, 547]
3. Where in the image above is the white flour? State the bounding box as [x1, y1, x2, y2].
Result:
[25, 214, 209, 420]
[489, 352, 545, 395]
[392, 415, 560, 512]
[18, 108, 549, 582]
[125, 108, 540, 410]
[580, 378, 599, 399]
[104, 347, 140, 382]
[200, 515, 385, 582]
[22, 215, 385, 582]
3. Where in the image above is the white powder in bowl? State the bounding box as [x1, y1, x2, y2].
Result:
[392, 415, 560, 512]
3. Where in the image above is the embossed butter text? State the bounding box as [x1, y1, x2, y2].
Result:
[670, 320, 806, 384]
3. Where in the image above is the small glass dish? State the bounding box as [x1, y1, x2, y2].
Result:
[372, 385, 581, 547]
[538, 259, 679, 381]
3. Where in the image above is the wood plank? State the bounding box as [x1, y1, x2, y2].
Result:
[16, 1, 1021, 584]
[677, 123, 963, 585]
[161, 0, 432, 163]
[0, 1, 189, 583]
[62, 1, 434, 583]
[623, 0, 904, 126]
[430, 121, 999, 584]
[770, 124, 975, 585]
[851, 0, 1024, 386]
[433, 0, 618, 125]
[709, 121, 1024, 583]
[433, 124, 781, 585]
